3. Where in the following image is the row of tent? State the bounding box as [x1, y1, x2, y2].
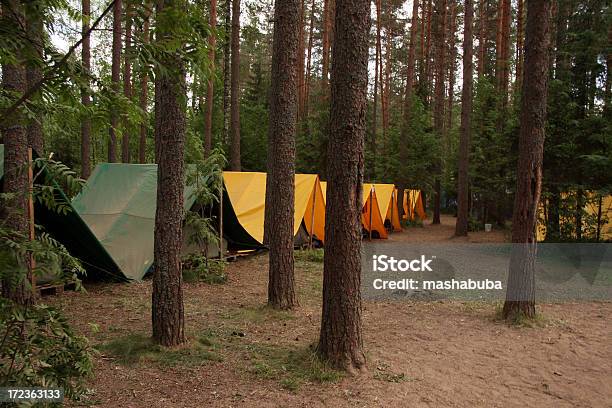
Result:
[0, 146, 427, 282]
[73, 166, 426, 281]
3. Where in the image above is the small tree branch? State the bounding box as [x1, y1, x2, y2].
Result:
[0, 0, 116, 126]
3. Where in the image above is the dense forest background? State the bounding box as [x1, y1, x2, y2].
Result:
[2, 0, 611, 238]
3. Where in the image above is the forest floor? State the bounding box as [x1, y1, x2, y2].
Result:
[55, 215, 611, 407]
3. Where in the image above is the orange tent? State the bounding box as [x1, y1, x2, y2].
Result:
[403, 189, 427, 221]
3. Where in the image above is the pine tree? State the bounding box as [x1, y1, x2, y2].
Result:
[503, 0, 552, 320]
[152, 0, 187, 346]
[81, 0, 92, 177]
[109, 0, 122, 163]
[317, 0, 370, 373]
[229, 0, 241, 170]
[455, 0, 474, 237]
[264, 0, 300, 310]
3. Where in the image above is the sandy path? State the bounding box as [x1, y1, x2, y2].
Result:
[57, 245, 610, 407]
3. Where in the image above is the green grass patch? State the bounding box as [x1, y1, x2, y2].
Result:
[219, 304, 295, 324]
[493, 305, 549, 328]
[245, 343, 342, 391]
[294, 249, 324, 263]
[100, 333, 223, 367]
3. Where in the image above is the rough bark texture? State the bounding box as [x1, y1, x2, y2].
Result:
[1, 0, 34, 305]
[81, 0, 92, 177]
[296, 0, 305, 122]
[264, 0, 299, 310]
[317, 0, 369, 374]
[139, 3, 151, 164]
[25, 1, 44, 154]
[204, 0, 217, 154]
[446, 0, 457, 132]
[152, 0, 186, 347]
[222, 0, 231, 143]
[321, 0, 331, 88]
[229, 0, 241, 170]
[432, 0, 447, 225]
[515, 0, 524, 88]
[303, 0, 315, 126]
[109, 0, 122, 163]
[477, 0, 485, 77]
[122, 0, 133, 163]
[455, 0, 473, 237]
[503, 0, 552, 320]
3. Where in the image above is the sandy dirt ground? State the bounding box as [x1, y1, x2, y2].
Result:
[53, 215, 611, 407]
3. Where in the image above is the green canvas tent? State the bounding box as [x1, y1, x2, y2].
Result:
[72, 163, 230, 281]
[0, 145, 123, 281]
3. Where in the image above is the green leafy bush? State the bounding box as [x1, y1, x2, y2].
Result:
[0, 299, 94, 400]
[182, 254, 227, 284]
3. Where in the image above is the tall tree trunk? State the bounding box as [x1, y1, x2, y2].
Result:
[1, 0, 34, 306]
[317, 0, 369, 374]
[222, 0, 231, 144]
[371, 0, 381, 177]
[109, 0, 122, 162]
[446, 0, 457, 132]
[81, 0, 92, 177]
[455, 0, 473, 237]
[424, 0, 433, 103]
[122, 0, 133, 163]
[303, 0, 316, 128]
[204, 0, 218, 154]
[477, 0, 485, 77]
[25, 1, 44, 154]
[515, 0, 524, 88]
[264, 0, 299, 310]
[502, 0, 552, 320]
[321, 0, 331, 88]
[296, 0, 305, 123]
[432, 0, 447, 225]
[152, 0, 187, 347]
[399, 0, 420, 192]
[139, 3, 151, 164]
[229, 0, 241, 170]
[382, 23, 391, 137]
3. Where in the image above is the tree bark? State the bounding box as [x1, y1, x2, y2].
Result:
[303, 0, 316, 127]
[455, 0, 473, 237]
[204, 0, 218, 154]
[152, 0, 187, 347]
[81, 0, 92, 177]
[424, 0, 433, 103]
[122, 0, 133, 163]
[432, 0, 447, 225]
[229, 0, 241, 170]
[371, 0, 381, 176]
[317, 0, 369, 374]
[446, 0, 457, 132]
[515, 0, 524, 88]
[109, 0, 122, 163]
[502, 0, 552, 320]
[400, 0, 420, 177]
[321, 0, 331, 88]
[477, 0, 485, 77]
[296, 0, 305, 123]
[139, 3, 151, 164]
[264, 0, 299, 310]
[25, 1, 44, 155]
[222, 0, 231, 144]
[1, 0, 34, 306]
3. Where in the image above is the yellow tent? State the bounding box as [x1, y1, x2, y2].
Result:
[222, 172, 326, 245]
[537, 192, 612, 241]
[373, 183, 402, 232]
[362, 184, 389, 239]
[320, 181, 388, 239]
[403, 189, 427, 221]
